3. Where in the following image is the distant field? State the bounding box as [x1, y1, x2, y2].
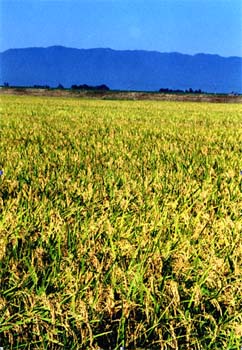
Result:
[0, 95, 241, 349]
[1, 87, 242, 104]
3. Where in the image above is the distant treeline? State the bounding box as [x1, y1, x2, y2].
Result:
[32, 85, 201, 93]
[159, 87, 203, 94]
[71, 84, 110, 91]
[2, 82, 110, 91]
[34, 83, 110, 91]
[21, 84, 204, 94]
[3, 82, 240, 95]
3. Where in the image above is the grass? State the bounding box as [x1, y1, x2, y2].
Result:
[0, 95, 242, 349]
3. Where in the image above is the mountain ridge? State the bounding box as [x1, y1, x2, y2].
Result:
[2, 45, 241, 59]
[1, 46, 241, 93]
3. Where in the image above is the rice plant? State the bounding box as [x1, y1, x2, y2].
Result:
[0, 95, 241, 349]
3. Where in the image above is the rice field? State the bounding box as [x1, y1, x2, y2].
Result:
[0, 95, 242, 349]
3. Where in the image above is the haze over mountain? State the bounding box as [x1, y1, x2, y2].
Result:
[0, 46, 241, 93]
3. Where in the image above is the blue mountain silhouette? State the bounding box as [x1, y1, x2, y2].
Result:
[0, 46, 241, 93]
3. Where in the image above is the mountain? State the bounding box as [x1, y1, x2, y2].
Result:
[0, 46, 241, 93]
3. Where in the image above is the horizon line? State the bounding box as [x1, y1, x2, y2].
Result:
[1, 45, 242, 59]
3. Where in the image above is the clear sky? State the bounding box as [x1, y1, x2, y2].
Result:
[0, 0, 241, 57]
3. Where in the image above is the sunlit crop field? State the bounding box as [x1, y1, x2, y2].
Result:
[0, 95, 242, 350]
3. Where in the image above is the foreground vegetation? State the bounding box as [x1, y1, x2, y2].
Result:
[0, 95, 241, 349]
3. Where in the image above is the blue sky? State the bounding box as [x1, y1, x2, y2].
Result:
[0, 0, 241, 57]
